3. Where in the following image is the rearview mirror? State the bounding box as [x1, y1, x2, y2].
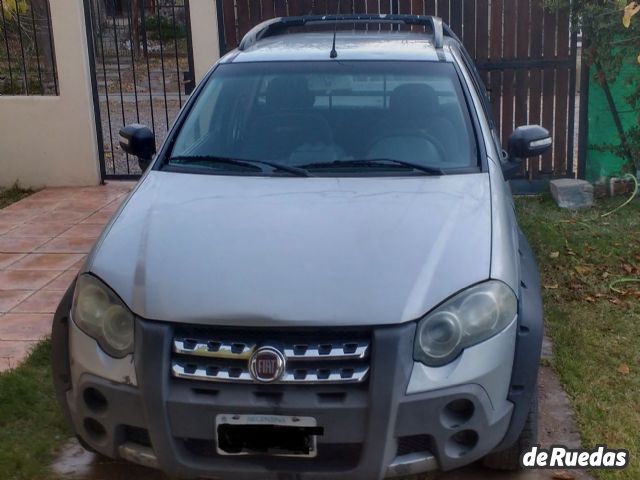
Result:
[119, 124, 156, 171]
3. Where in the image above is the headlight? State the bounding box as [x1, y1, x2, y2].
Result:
[414, 281, 517, 366]
[72, 274, 134, 358]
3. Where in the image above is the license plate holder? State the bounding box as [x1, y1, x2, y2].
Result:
[215, 414, 321, 458]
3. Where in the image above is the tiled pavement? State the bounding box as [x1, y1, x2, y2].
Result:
[0, 182, 134, 372]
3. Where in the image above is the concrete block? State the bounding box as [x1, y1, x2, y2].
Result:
[550, 179, 594, 210]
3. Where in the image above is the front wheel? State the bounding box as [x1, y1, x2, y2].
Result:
[482, 390, 538, 471]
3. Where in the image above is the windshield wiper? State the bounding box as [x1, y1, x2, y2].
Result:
[299, 159, 443, 176]
[168, 155, 313, 177]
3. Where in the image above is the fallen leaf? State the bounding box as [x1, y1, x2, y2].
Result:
[623, 264, 634, 274]
[618, 364, 630, 375]
[585, 296, 596, 303]
[544, 284, 559, 290]
[549, 251, 560, 259]
[623, 1, 640, 28]
[575, 265, 591, 275]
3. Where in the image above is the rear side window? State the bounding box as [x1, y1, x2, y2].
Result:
[170, 61, 479, 176]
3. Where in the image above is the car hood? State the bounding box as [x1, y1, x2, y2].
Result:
[89, 171, 492, 327]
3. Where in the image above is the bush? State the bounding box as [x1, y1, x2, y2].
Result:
[144, 14, 186, 41]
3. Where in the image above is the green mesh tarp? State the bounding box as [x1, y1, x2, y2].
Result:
[586, 54, 639, 182]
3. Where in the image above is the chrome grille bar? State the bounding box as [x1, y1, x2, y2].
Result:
[172, 360, 369, 384]
[173, 338, 256, 360]
[174, 338, 369, 361]
[283, 341, 369, 361]
[172, 362, 254, 383]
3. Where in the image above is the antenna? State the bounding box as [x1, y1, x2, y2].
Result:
[329, 0, 341, 59]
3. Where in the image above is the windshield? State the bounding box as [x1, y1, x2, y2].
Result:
[167, 61, 478, 176]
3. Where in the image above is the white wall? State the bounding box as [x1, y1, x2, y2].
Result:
[0, 0, 101, 188]
[189, 0, 222, 83]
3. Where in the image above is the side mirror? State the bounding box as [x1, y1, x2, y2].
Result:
[119, 124, 156, 171]
[508, 125, 552, 160]
[502, 125, 552, 179]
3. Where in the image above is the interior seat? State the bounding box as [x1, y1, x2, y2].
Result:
[369, 83, 460, 163]
[241, 76, 336, 163]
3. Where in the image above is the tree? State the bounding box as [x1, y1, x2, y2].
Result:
[545, 0, 640, 172]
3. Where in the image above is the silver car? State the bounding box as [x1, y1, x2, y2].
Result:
[52, 14, 550, 480]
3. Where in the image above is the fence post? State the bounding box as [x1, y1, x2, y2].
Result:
[188, 0, 221, 84]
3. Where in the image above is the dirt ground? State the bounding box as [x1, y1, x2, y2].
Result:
[51, 359, 593, 480]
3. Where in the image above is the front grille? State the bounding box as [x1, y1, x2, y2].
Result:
[171, 327, 371, 385]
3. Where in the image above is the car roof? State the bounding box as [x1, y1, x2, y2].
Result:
[222, 31, 457, 63]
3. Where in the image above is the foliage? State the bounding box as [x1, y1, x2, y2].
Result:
[0, 341, 71, 480]
[144, 14, 186, 41]
[0, 183, 32, 208]
[516, 195, 640, 480]
[1, 0, 28, 19]
[544, 0, 640, 173]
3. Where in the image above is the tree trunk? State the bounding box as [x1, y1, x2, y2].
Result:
[132, 0, 141, 58]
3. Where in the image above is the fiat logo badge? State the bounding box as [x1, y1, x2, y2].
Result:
[249, 346, 286, 383]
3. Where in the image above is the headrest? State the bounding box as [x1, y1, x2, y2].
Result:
[389, 83, 440, 116]
[266, 76, 315, 110]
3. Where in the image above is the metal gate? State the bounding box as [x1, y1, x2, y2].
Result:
[217, 0, 579, 184]
[84, 0, 195, 180]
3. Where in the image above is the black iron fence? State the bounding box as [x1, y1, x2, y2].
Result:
[85, 0, 195, 179]
[0, 0, 58, 95]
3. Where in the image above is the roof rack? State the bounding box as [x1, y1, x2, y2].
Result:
[238, 14, 447, 52]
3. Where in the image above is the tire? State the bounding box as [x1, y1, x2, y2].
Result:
[482, 390, 538, 471]
[76, 435, 99, 454]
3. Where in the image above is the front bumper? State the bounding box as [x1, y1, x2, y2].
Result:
[58, 317, 514, 480]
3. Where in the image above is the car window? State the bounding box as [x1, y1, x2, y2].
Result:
[168, 61, 479, 176]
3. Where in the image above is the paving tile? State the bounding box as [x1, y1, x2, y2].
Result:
[2, 198, 57, 213]
[37, 237, 97, 254]
[59, 223, 105, 239]
[8, 253, 84, 271]
[54, 198, 112, 212]
[0, 210, 32, 224]
[12, 290, 64, 314]
[80, 210, 115, 225]
[0, 222, 18, 235]
[0, 340, 38, 372]
[0, 290, 34, 313]
[27, 188, 78, 202]
[0, 313, 52, 340]
[100, 199, 125, 214]
[43, 270, 78, 291]
[0, 236, 51, 253]
[0, 270, 62, 290]
[10, 222, 73, 237]
[29, 210, 92, 224]
[0, 253, 25, 269]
